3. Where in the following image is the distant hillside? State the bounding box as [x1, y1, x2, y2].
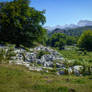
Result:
[49, 26, 92, 36]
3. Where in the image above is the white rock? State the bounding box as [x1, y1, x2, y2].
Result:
[73, 65, 83, 76]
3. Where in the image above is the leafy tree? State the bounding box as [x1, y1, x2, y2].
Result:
[38, 29, 48, 45]
[47, 33, 66, 50]
[77, 30, 92, 51]
[47, 32, 78, 49]
[66, 36, 77, 45]
[0, 0, 46, 47]
[55, 39, 66, 50]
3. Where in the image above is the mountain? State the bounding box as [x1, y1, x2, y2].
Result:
[46, 20, 92, 32]
[49, 26, 92, 36]
[46, 20, 92, 36]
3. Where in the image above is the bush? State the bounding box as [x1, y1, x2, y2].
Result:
[66, 36, 77, 45]
[47, 33, 66, 50]
[77, 30, 92, 51]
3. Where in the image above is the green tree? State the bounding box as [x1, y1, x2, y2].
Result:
[0, 0, 46, 47]
[47, 33, 66, 49]
[77, 30, 92, 51]
[66, 36, 77, 45]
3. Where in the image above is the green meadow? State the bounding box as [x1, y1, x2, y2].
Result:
[0, 64, 92, 92]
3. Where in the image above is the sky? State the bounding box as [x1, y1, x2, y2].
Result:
[1, 0, 92, 26]
[31, 0, 92, 26]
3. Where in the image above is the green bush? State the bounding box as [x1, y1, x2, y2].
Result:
[47, 33, 66, 50]
[78, 30, 92, 51]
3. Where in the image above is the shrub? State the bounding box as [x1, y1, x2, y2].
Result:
[77, 30, 92, 51]
[47, 33, 66, 50]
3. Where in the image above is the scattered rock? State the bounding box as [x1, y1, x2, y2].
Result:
[0, 45, 88, 75]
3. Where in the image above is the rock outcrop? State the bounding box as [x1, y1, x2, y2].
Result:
[0, 45, 91, 76]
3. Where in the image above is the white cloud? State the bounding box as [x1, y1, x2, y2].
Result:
[45, 20, 92, 31]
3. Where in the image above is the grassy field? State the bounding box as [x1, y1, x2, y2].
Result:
[58, 46, 92, 66]
[0, 64, 92, 92]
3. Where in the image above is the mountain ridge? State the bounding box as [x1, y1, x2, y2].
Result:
[45, 20, 92, 32]
[48, 25, 92, 36]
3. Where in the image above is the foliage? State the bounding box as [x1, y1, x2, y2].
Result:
[66, 36, 77, 45]
[0, 0, 46, 47]
[47, 33, 66, 50]
[38, 29, 48, 45]
[78, 30, 92, 51]
[47, 33, 77, 49]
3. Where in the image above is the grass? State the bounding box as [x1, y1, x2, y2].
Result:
[0, 64, 92, 92]
[58, 46, 92, 66]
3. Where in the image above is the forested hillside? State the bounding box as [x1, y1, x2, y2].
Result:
[49, 26, 92, 36]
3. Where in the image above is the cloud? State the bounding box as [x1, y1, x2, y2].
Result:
[45, 20, 92, 31]
[78, 20, 92, 26]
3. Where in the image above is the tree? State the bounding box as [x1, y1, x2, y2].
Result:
[0, 0, 46, 47]
[77, 30, 92, 51]
[66, 36, 77, 45]
[47, 33, 66, 50]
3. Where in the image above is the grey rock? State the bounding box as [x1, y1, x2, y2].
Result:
[57, 71, 65, 75]
[73, 65, 83, 76]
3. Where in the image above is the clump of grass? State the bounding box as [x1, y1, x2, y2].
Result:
[36, 50, 50, 59]
[71, 79, 85, 84]
[0, 47, 15, 64]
